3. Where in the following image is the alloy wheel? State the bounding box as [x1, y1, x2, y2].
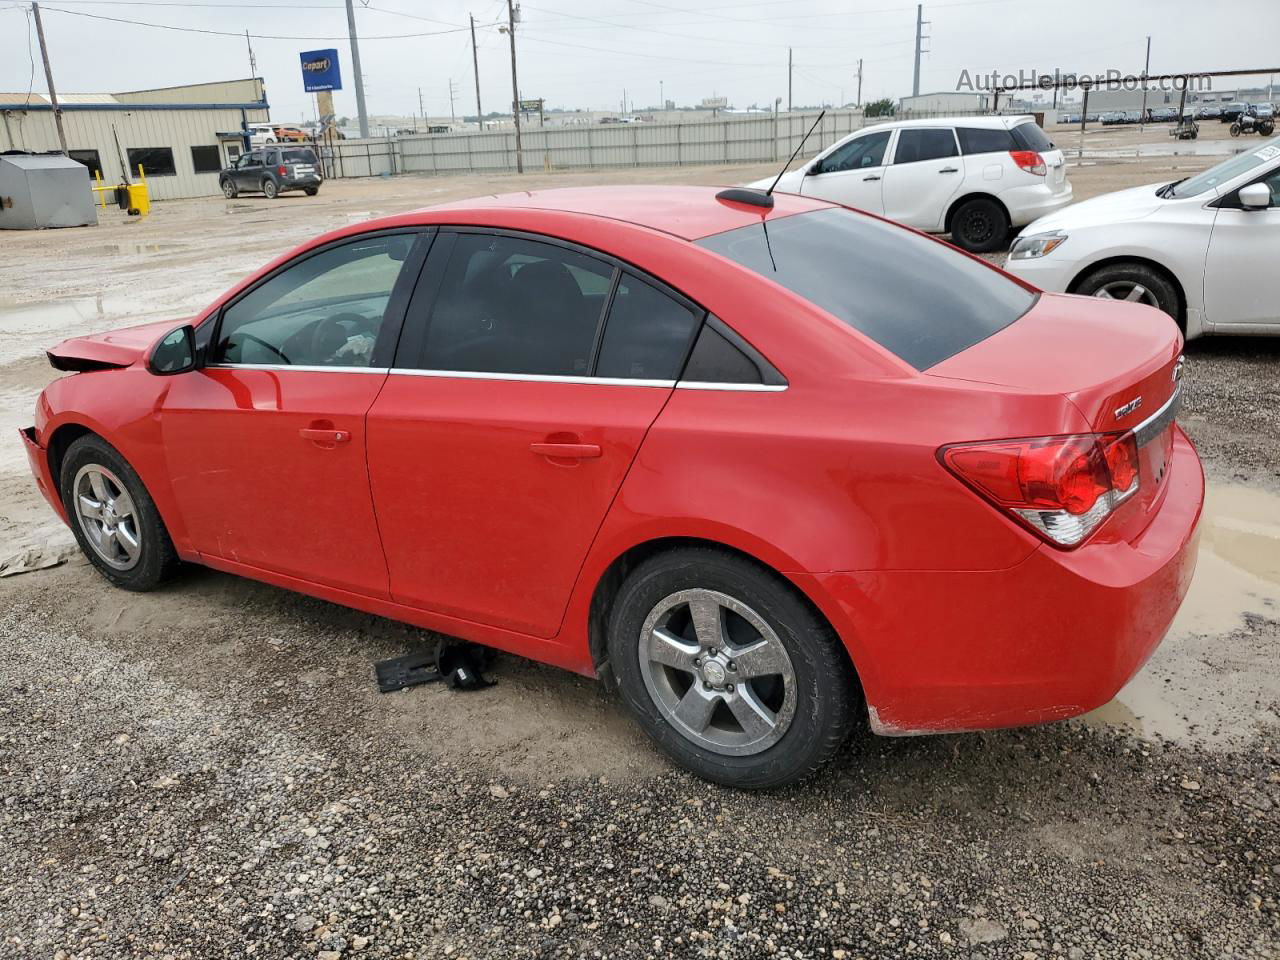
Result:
[638, 588, 797, 756]
[1093, 280, 1159, 307]
[73, 464, 141, 571]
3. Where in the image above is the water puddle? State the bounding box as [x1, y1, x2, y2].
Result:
[1083, 482, 1280, 748]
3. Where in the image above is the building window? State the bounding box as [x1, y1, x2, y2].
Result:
[126, 147, 177, 177]
[68, 149, 103, 179]
[190, 145, 223, 174]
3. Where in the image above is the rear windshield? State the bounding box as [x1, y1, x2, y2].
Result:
[282, 148, 317, 164]
[697, 207, 1035, 370]
[1011, 121, 1054, 152]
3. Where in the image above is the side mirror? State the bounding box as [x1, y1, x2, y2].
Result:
[149, 324, 197, 375]
[1238, 183, 1272, 210]
[807, 158, 824, 176]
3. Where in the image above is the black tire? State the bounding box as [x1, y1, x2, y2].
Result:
[950, 197, 1010, 253]
[1074, 261, 1181, 326]
[262, 177, 279, 199]
[59, 434, 180, 591]
[607, 547, 856, 789]
[221, 178, 238, 199]
[1260, 121, 1275, 137]
[304, 186, 319, 196]
[1230, 123, 1242, 137]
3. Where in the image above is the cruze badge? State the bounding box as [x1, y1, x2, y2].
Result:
[1171, 355, 1185, 383]
[1114, 396, 1143, 420]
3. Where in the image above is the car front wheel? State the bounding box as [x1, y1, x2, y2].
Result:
[950, 197, 1010, 253]
[607, 548, 856, 789]
[1075, 262, 1180, 326]
[221, 178, 238, 199]
[59, 434, 180, 591]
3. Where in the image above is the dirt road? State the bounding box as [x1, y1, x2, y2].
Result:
[2, 149, 1278, 959]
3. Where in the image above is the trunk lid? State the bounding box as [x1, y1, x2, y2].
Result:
[929, 292, 1184, 540]
[46, 319, 180, 371]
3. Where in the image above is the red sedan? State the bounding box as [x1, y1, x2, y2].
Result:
[21, 185, 1203, 788]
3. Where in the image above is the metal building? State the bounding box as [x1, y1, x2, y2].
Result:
[0, 78, 269, 201]
[898, 91, 991, 114]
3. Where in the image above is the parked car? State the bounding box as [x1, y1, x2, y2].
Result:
[1062, 113, 1080, 125]
[273, 126, 310, 143]
[1150, 108, 1177, 122]
[1100, 112, 1126, 125]
[1197, 106, 1221, 120]
[23, 185, 1203, 788]
[247, 122, 279, 147]
[1085, 113, 1100, 123]
[1254, 103, 1275, 120]
[1006, 137, 1280, 337]
[1220, 102, 1251, 122]
[749, 115, 1072, 252]
[219, 146, 321, 199]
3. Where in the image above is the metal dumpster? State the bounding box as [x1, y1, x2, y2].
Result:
[0, 153, 97, 229]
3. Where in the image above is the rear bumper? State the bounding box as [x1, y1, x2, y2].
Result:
[283, 176, 321, 189]
[802, 427, 1204, 734]
[1005, 181, 1074, 227]
[20, 427, 66, 522]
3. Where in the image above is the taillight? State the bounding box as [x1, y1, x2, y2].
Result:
[278, 165, 288, 176]
[940, 432, 1140, 547]
[1009, 149, 1046, 176]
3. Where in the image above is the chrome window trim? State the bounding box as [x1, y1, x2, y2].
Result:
[205, 363, 390, 374]
[389, 368, 675, 388]
[675, 381, 788, 392]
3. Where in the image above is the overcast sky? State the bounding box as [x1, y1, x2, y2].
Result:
[2, 0, 1277, 122]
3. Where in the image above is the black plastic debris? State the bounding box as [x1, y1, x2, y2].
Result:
[374, 639, 495, 693]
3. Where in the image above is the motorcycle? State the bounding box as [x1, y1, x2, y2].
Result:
[1230, 112, 1276, 137]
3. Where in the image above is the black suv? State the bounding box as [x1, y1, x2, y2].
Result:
[220, 146, 321, 199]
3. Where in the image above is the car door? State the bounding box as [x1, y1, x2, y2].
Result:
[798, 128, 893, 214]
[366, 230, 702, 639]
[880, 127, 965, 231]
[159, 229, 432, 596]
[234, 152, 260, 190]
[1203, 164, 1280, 329]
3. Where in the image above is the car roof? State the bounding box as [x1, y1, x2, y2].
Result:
[867, 114, 1033, 131]
[415, 184, 836, 241]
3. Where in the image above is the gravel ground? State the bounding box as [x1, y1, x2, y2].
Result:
[2, 145, 1278, 959]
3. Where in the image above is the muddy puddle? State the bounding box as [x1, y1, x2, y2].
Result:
[1083, 482, 1280, 749]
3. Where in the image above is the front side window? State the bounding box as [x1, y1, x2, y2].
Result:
[595, 274, 701, 380]
[698, 208, 1035, 370]
[418, 234, 614, 376]
[126, 147, 176, 177]
[892, 129, 958, 164]
[819, 130, 891, 173]
[214, 233, 418, 367]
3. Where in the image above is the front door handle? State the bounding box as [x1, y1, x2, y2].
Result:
[863, 174, 881, 181]
[939, 166, 960, 173]
[530, 442, 602, 459]
[300, 427, 350, 444]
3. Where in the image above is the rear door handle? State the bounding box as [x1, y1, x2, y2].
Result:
[939, 167, 960, 173]
[530, 442, 602, 459]
[300, 427, 350, 444]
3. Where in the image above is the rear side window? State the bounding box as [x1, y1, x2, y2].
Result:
[683, 323, 763, 384]
[893, 129, 958, 164]
[595, 274, 700, 380]
[956, 127, 1016, 155]
[1010, 122, 1054, 152]
[697, 208, 1035, 370]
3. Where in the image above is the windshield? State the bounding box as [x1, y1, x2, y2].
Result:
[282, 148, 317, 164]
[697, 208, 1035, 370]
[1170, 139, 1280, 198]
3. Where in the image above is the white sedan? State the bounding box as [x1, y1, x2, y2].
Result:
[1005, 139, 1280, 338]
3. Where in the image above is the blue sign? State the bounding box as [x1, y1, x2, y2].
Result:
[300, 49, 342, 93]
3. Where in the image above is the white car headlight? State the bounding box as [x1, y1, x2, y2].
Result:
[1008, 231, 1068, 261]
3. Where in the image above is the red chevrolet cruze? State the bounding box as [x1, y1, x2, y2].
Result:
[21, 186, 1203, 787]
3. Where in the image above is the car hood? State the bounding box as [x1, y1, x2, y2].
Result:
[744, 170, 806, 193]
[1019, 182, 1168, 235]
[46, 319, 182, 372]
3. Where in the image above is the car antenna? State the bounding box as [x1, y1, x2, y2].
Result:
[716, 109, 827, 210]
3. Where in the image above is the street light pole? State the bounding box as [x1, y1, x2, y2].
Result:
[470, 14, 483, 125]
[505, 0, 523, 172]
[344, 0, 370, 138]
[30, 3, 68, 155]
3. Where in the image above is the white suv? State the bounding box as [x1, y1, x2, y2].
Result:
[753, 115, 1072, 252]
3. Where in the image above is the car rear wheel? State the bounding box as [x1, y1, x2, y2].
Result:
[304, 186, 319, 196]
[60, 434, 179, 591]
[1075, 262, 1180, 326]
[950, 197, 1010, 253]
[221, 178, 238, 199]
[262, 178, 279, 199]
[607, 547, 856, 788]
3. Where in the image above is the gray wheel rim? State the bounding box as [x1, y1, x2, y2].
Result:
[222, 181, 235, 198]
[1094, 280, 1159, 307]
[264, 180, 277, 197]
[638, 588, 797, 757]
[73, 464, 141, 571]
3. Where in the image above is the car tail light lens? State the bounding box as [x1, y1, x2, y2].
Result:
[278, 165, 288, 176]
[1009, 149, 1047, 176]
[940, 432, 1140, 547]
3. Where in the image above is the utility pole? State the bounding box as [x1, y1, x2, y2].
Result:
[788, 47, 793, 112]
[344, 0, 370, 138]
[660, 79, 664, 110]
[448, 78, 457, 123]
[1139, 36, 1151, 129]
[504, 0, 523, 173]
[30, 3, 67, 155]
[245, 29, 257, 78]
[470, 14, 483, 125]
[418, 87, 424, 131]
[857, 58, 863, 107]
[912, 4, 924, 98]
